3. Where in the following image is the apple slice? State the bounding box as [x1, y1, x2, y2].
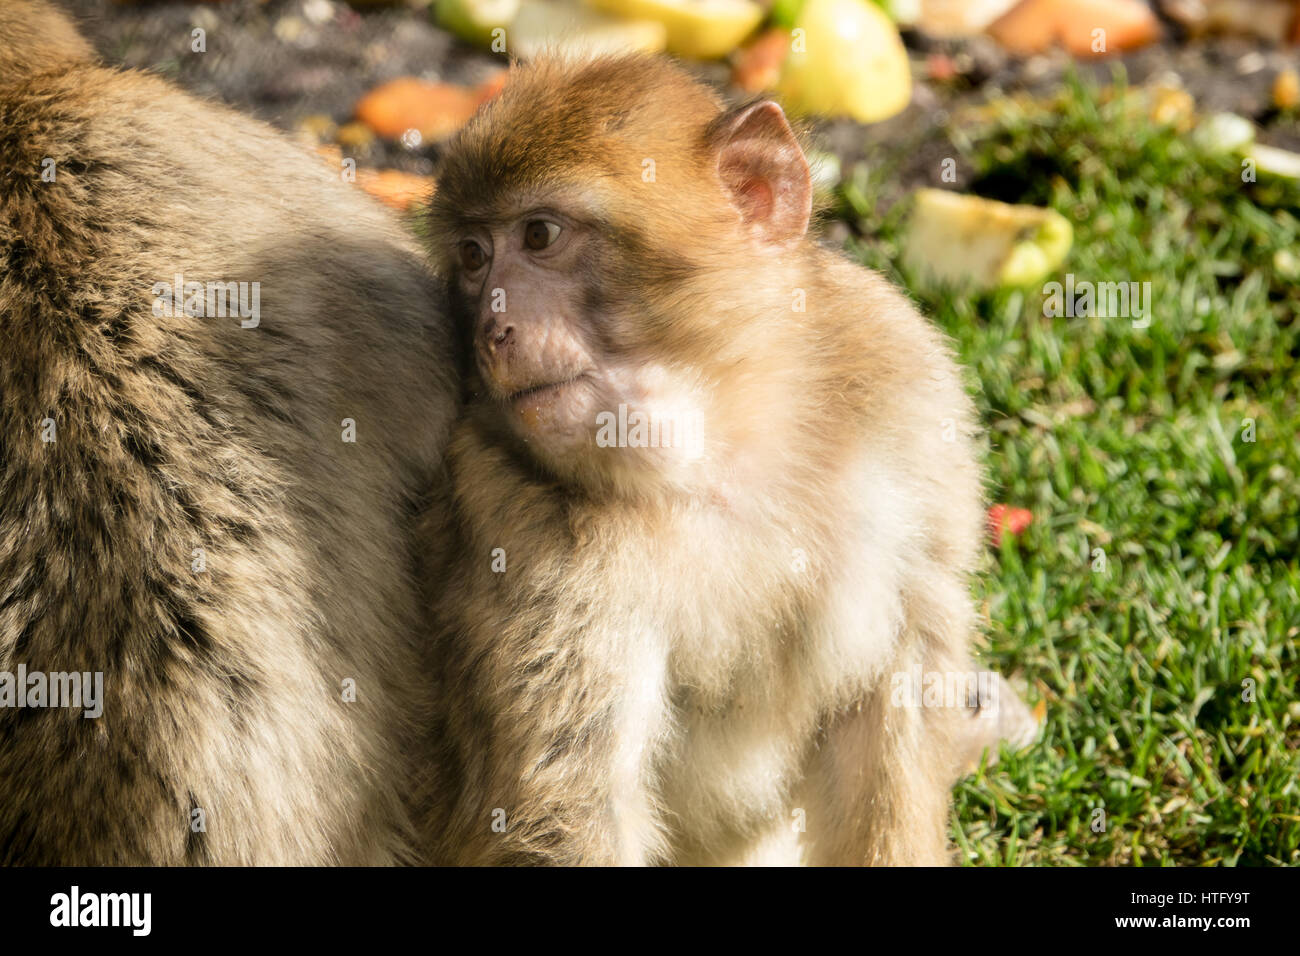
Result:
[901, 189, 1073, 290]
[583, 0, 763, 59]
[509, 0, 668, 59]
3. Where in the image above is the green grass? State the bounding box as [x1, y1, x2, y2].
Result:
[838, 76, 1300, 866]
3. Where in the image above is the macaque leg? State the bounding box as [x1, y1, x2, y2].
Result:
[801, 684, 958, 866]
[798, 583, 986, 869]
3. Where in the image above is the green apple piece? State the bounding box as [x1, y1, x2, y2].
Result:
[584, 0, 764, 59]
[508, 0, 667, 59]
[775, 0, 912, 123]
[901, 189, 1074, 290]
[771, 0, 808, 28]
[437, 0, 520, 47]
[999, 211, 1073, 287]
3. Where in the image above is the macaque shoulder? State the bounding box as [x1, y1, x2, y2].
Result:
[808, 254, 977, 449]
[808, 254, 986, 566]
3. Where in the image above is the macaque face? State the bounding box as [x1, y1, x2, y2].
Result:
[453, 202, 600, 447]
[447, 190, 711, 490]
[434, 59, 812, 495]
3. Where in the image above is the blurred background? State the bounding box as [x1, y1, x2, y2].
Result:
[56, 0, 1300, 865]
[57, 0, 1300, 214]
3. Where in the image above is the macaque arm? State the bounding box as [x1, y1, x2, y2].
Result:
[431, 596, 668, 866]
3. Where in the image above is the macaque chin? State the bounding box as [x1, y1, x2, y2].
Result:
[422, 54, 1032, 866]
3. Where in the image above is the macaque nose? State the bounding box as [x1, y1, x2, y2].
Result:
[482, 318, 514, 354]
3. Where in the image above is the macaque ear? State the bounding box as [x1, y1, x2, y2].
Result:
[710, 101, 812, 244]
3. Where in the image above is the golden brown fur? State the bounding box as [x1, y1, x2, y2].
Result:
[420, 55, 993, 865]
[0, 0, 92, 84]
[0, 1, 456, 864]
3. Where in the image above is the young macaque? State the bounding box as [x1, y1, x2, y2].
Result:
[420, 54, 1032, 865]
[0, 1, 455, 863]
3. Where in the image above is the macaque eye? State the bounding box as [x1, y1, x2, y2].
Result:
[524, 220, 561, 251]
[459, 240, 486, 272]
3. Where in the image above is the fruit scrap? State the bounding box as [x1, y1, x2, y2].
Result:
[774, 0, 912, 123]
[510, 0, 668, 59]
[987, 0, 1161, 57]
[901, 189, 1073, 290]
[584, 0, 764, 59]
[732, 28, 791, 93]
[357, 169, 437, 211]
[355, 77, 483, 141]
[988, 504, 1033, 546]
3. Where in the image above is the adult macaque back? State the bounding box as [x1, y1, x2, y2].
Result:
[0, 1, 455, 864]
[420, 54, 1034, 865]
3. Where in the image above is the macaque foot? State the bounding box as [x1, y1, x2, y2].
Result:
[959, 674, 1041, 772]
